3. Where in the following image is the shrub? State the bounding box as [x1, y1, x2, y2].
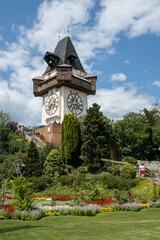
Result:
[121, 178, 139, 190]
[124, 156, 138, 165]
[11, 176, 33, 210]
[43, 149, 63, 176]
[28, 176, 52, 192]
[101, 173, 119, 189]
[58, 175, 74, 186]
[77, 166, 88, 173]
[114, 190, 130, 203]
[107, 166, 120, 176]
[120, 165, 137, 179]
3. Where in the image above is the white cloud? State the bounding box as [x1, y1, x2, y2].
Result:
[23, 0, 94, 53]
[0, 80, 42, 126]
[107, 48, 116, 55]
[153, 80, 160, 87]
[111, 73, 127, 81]
[123, 59, 130, 64]
[76, 0, 160, 63]
[88, 87, 155, 120]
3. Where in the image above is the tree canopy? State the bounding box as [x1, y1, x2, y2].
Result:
[61, 114, 82, 167]
[114, 105, 160, 161]
[81, 103, 112, 169]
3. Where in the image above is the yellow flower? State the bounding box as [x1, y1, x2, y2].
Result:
[0, 216, 5, 219]
[99, 207, 115, 213]
[46, 211, 61, 216]
[142, 204, 150, 209]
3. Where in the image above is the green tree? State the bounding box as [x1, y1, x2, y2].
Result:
[43, 149, 62, 176]
[0, 152, 27, 179]
[61, 114, 82, 166]
[25, 140, 42, 177]
[114, 106, 160, 161]
[0, 110, 11, 152]
[11, 175, 33, 210]
[81, 103, 112, 169]
[8, 132, 21, 154]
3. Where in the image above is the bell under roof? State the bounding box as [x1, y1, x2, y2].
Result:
[44, 36, 85, 74]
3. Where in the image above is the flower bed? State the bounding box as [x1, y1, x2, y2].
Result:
[0, 204, 16, 218]
[86, 197, 117, 206]
[41, 204, 100, 216]
[30, 195, 47, 200]
[52, 196, 73, 201]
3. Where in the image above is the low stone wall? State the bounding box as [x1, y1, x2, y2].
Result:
[138, 160, 160, 172]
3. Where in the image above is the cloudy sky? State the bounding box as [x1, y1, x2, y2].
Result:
[0, 0, 160, 126]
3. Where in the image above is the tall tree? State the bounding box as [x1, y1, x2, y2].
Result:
[25, 140, 42, 177]
[81, 103, 112, 169]
[61, 114, 81, 166]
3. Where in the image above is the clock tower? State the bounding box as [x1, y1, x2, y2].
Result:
[32, 36, 97, 145]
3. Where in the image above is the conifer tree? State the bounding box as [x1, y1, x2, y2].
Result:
[26, 140, 42, 177]
[43, 149, 62, 176]
[81, 103, 112, 169]
[61, 114, 81, 166]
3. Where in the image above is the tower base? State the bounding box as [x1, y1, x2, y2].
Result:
[33, 122, 62, 147]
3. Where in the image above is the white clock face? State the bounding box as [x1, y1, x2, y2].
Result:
[45, 93, 58, 115]
[67, 93, 83, 115]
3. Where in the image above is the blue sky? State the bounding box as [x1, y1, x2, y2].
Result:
[0, 0, 160, 126]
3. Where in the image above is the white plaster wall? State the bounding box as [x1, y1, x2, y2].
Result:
[61, 86, 87, 120]
[41, 86, 88, 125]
[41, 88, 61, 125]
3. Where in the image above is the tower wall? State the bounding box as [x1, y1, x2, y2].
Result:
[41, 86, 87, 125]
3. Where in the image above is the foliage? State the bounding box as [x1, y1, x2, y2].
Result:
[43, 143, 58, 159]
[107, 166, 121, 176]
[46, 204, 100, 216]
[131, 180, 159, 200]
[11, 209, 45, 220]
[0, 152, 27, 179]
[114, 190, 130, 203]
[88, 185, 103, 201]
[58, 175, 74, 186]
[11, 176, 33, 210]
[114, 105, 160, 161]
[101, 173, 119, 189]
[61, 114, 82, 167]
[77, 166, 88, 173]
[43, 149, 63, 176]
[8, 133, 21, 154]
[27, 176, 52, 192]
[124, 156, 138, 165]
[0, 110, 11, 152]
[81, 103, 113, 170]
[8, 121, 18, 133]
[120, 165, 137, 179]
[25, 140, 42, 177]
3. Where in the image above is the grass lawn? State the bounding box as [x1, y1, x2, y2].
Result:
[0, 208, 160, 240]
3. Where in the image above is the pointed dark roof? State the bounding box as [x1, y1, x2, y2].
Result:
[44, 36, 85, 73]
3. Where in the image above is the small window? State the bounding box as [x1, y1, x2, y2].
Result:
[91, 81, 95, 86]
[61, 70, 68, 75]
